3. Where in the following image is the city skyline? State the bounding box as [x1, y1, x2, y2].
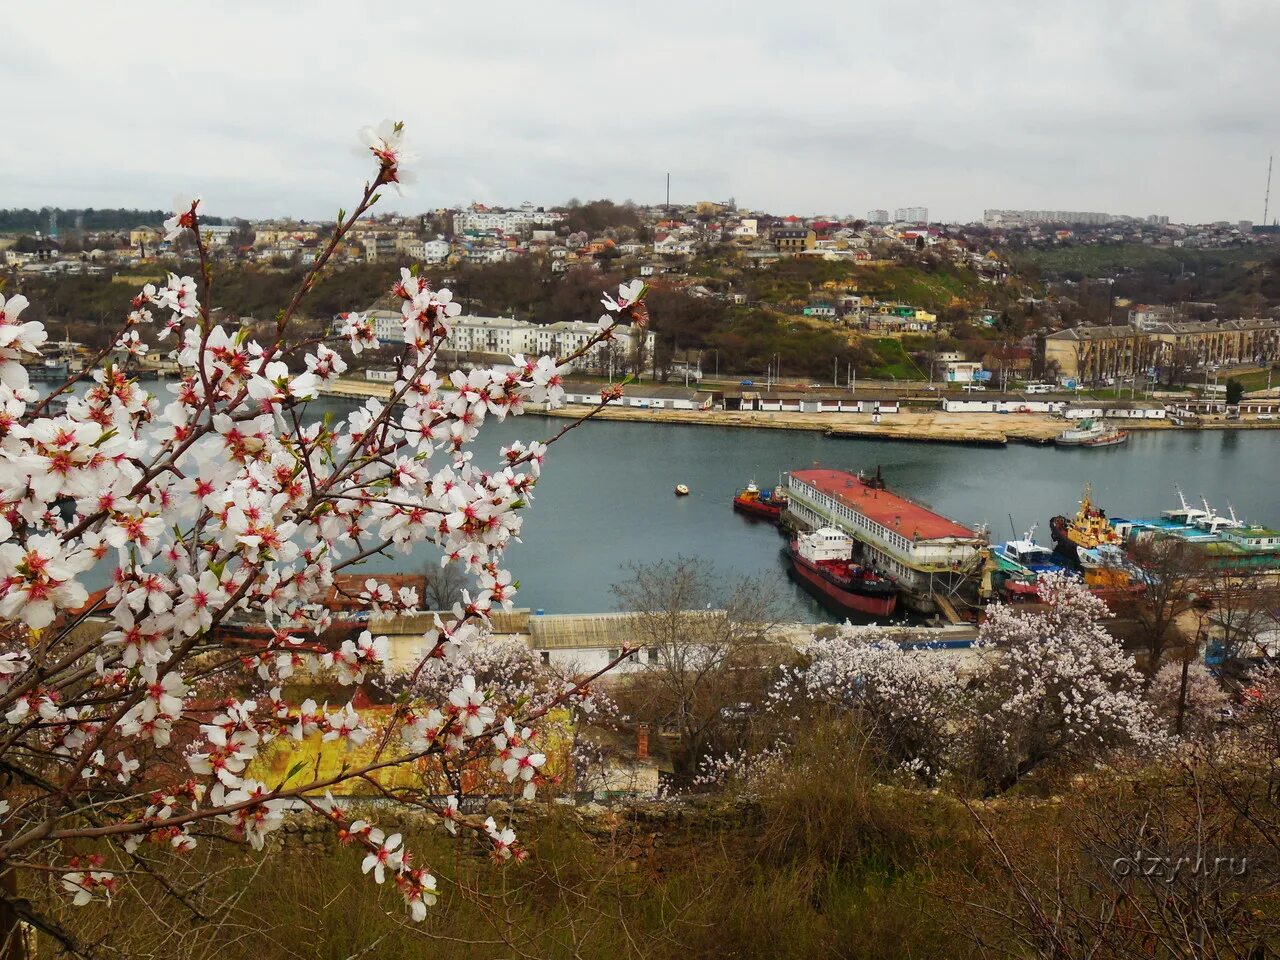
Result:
[4, 0, 1277, 224]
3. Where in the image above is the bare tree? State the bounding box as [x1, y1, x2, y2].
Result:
[950, 755, 1280, 959]
[1126, 538, 1208, 677]
[627, 329, 650, 378]
[1160, 345, 1199, 388]
[420, 560, 467, 610]
[611, 558, 789, 781]
[1200, 567, 1279, 673]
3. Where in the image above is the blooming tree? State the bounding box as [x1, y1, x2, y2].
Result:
[759, 575, 1162, 793]
[783, 626, 963, 782]
[1148, 657, 1229, 738]
[972, 574, 1164, 791]
[0, 120, 649, 943]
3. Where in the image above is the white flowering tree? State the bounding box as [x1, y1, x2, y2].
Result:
[776, 575, 1162, 793]
[0, 120, 649, 950]
[972, 575, 1163, 792]
[785, 627, 963, 783]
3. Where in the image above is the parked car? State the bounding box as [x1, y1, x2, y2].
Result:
[1258, 414, 1274, 421]
[739, 380, 753, 387]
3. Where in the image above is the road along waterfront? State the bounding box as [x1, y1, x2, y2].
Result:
[321, 378, 1280, 446]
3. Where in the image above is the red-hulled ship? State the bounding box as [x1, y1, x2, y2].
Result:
[733, 481, 787, 521]
[786, 527, 898, 618]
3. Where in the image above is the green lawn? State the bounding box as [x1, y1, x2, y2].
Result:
[855, 264, 984, 307]
[863, 338, 927, 380]
[1226, 366, 1280, 394]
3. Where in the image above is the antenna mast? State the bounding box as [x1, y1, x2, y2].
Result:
[665, 172, 670, 215]
[1265, 155, 1274, 226]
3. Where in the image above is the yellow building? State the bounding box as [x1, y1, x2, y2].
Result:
[1044, 320, 1280, 383]
[129, 226, 163, 248]
[772, 228, 816, 253]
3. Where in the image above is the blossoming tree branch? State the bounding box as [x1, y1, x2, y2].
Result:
[0, 119, 649, 934]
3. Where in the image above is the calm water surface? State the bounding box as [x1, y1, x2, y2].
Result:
[324, 404, 1280, 621]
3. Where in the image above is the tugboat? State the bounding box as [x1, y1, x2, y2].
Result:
[785, 527, 898, 618]
[732, 481, 787, 521]
[1050, 483, 1124, 567]
[1055, 417, 1109, 446]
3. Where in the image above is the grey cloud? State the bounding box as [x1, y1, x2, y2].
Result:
[2, 0, 1277, 223]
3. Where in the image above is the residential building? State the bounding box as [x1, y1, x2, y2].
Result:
[771, 228, 816, 253]
[982, 209, 1117, 227]
[349, 312, 656, 370]
[462, 246, 509, 264]
[1043, 319, 1280, 382]
[362, 233, 398, 263]
[200, 224, 236, 247]
[1042, 325, 1154, 382]
[893, 206, 928, 224]
[653, 233, 696, 256]
[454, 203, 562, 234]
[403, 238, 450, 263]
[866, 209, 889, 225]
[1127, 304, 1178, 330]
[129, 226, 163, 250]
[981, 345, 1034, 379]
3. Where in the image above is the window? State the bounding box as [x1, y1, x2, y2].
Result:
[539, 651, 550, 665]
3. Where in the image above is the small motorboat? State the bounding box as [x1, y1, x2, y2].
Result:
[732, 480, 787, 521]
[674, 484, 690, 496]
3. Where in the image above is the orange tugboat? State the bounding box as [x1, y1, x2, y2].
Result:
[732, 481, 787, 522]
[1050, 482, 1123, 566]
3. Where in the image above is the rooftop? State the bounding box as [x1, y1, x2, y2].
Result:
[790, 469, 977, 542]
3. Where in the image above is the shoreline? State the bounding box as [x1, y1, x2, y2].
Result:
[319, 380, 1280, 446]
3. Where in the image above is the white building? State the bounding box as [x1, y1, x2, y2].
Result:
[454, 203, 563, 234]
[654, 234, 696, 256]
[354, 312, 655, 369]
[200, 224, 237, 247]
[463, 246, 508, 264]
[866, 209, 889, 225]
[732, 218, 758, 238]
[982, 210, 1118, 227]
[404, 238, 451, 263]
[894, 206, 928, 224]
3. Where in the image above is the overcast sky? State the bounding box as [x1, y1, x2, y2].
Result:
[4, 1, 1277, 224]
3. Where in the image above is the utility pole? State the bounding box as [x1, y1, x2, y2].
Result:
[1265, 155, 1273, 227]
